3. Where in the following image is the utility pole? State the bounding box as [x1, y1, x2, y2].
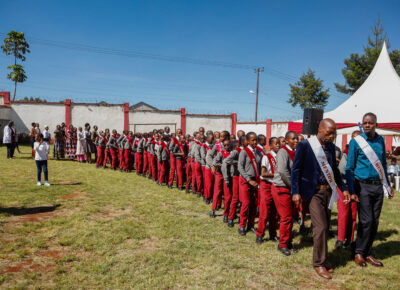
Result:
[254, 67, 264, 122]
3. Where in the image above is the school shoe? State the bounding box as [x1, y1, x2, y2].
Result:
[366, 256, 383, 267]
[238, 227, 246, 236]
[256, 236, 263, 245]
[227, 219, 234, 228]
[178, 187, 183, 191]
[335, 240, 344, 249]
[278, 246, 291, 256]
[209, 210, 216, 218]
[223, 216, 228, 223]
[44, 182, 51, 186]
[37, 181, 42, 186]
[167, 184, 172, 189]
[185, 188, 190, 194]
[270, 236, 280, 243]
[287, 243, 298, 253]
[197, 193, 202, 198]
[247, 227, 257, 234]
[205, 198, 211, 205]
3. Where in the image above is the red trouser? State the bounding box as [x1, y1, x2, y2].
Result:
[142, 151, 148, 175]
[238, 176, 257, 229]
[337, 189, 357, 242]
[212, 172, 224, 210]
[168, 154, 176, 185]
[176, 159, 184, 188]
[118, 148, 124, 170]
[256, 181, 278, 239]
[150, 155, 157, 180]
[135, 152, 143, 173]
[204, 168, 214, 199]
[186, 158, 193, 189]
[96, 146, 104, 167]
[103, 149, 109, 167]
[123, 149, 131, 171]
[228, 176, 240, 220]
[272, 185, 294, 248]
[191, 160, 197, 192]
[194, 162, 203, 194]
[158, 160, 166, 183]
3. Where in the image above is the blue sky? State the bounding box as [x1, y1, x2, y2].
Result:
[0, 0, 399, 121]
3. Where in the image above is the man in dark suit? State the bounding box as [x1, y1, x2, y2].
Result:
[292, 118, 350, 279]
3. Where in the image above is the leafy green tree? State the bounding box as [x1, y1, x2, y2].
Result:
[335, 17, 400, 95]
[22, 96, 47, 102]
[1, 31, 30, 101]
[288, 68, 330, 109]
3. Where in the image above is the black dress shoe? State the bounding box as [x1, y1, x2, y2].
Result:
[247, 227, 257, 234]
[335, 240, 344, 249]
[228, 219, 234, 227]
[209, 210, 216, 218]
[256, 236, 263, 245]
[205, 199, 211, 205]
[216, 206, 221, 211]
[223, 216, 228, 223]
[287, 243, 298, 253]
[238, 227, 246, 236]
[185, 188, 190, 194]
[270, 236, 280, 243]
[197, 193, 202, 198]
[278, 246, 291, 256]
[329, 230, 337, 239]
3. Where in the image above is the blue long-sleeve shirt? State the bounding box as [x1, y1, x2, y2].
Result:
[345, 132, 389, 193]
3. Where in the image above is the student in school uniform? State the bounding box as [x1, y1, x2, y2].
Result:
[157, 134, 170, 185]
[168, 133, 179, 189]
[102, 129, 110, 168]
[193, 133, 205, 197]
[133, 133, 144, 175]
[148, 133, 157, 181]
[210, 140, 232, 222]
[237, 132, 262, 236]
[185, 133, 197, 193]
[173, 135, 187, 190]
[202, 133, 215, 203]
[105, 130, 118, 170]
[117, 131, 127, 172]
[142, 133, 149, 176]
[256, 137, 280, 244]
[272, 131, 299, 256]
[214, 131, 220, 143]
[224, 135, 247, 227]
[95, 130, 106, 168]
[255, 135, 268, 208]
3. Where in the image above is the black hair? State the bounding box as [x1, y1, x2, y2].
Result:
[37, 133, 44, 139]
[285, 131, 296, 139]
[246, 131, 256, 140]
[362, 112, 377, 123]
[391, 158, 397, 162]
[269, 137, 278, 146]
[31, 122, 36, 127]
[221, 130, 230, 139]
[257, 134, 266, 143]
[84, 123, 90, 128]
[239, 135, 246, 146]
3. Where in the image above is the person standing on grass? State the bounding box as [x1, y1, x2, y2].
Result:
[84, 123, 95, 164]
[291, 119, 348, 279]
[76, 126, 86, 163]
[66, 124, 77, 160]
[53, 125, 65, 160]
[3, 121, 16, 159]
[43, 125, 51, 143]
[345, 112, 394, 268]
[34, 133, 50, 186]
[29, 122, 37, 157]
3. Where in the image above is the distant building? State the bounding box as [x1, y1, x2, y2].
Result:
[130, 102, 158, 111]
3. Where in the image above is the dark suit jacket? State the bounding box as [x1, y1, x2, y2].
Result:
[291, 140, 346, 201]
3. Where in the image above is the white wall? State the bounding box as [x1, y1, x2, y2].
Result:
[186, 115, 231, 135]
[129, 110, 181, 133]
[11, 102, 65, 133]
[271, 122, 289, 138]
[236, 123, 266, 135]
[71, 104, 124, 131]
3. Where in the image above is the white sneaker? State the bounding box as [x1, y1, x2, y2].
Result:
[37, 181, 42, 186]
[44, 182, 51, 186]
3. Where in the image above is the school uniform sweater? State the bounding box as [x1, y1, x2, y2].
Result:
[238, 146, 262, 182]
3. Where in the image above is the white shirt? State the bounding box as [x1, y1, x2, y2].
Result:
[34, 141, 49, 161]
[261, 150, 277, 182]
[43, 130, 51, 140]
[286, 144, 294, 151]
[3, 126, 12, 144]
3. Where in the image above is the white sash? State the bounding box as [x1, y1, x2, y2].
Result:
[354, 135, 390, 198]
[308, 136, 339, 210]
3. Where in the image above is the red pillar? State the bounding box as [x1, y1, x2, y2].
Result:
[385, 136, 393, 153]
[266, 119, 272, 151]
[124, 103, 129, 131]
[65, 99, 71, 128]
[180, 108, 186, 135]
[342, 134, 348, 152]
[1, 91, 11, 106]
[231, 113, 237, 136]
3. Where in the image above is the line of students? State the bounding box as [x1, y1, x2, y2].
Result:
[91, 126, 355, 255]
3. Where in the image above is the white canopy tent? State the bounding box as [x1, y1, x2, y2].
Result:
[324, 42, 400, 125]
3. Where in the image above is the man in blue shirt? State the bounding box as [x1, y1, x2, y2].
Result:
[345, 112, 394, 268]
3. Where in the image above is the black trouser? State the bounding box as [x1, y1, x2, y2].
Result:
[6, 143, 15, 158]
[355, 180, 383, 256]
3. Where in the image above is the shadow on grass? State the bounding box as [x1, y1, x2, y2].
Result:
[0, 204, 61, 216]
[373, 240, 400, 259]
[375, 229, 398, 241]
[52, 182, 83, 186]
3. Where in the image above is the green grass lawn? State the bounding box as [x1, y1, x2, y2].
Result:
[1, 145, 399, 289]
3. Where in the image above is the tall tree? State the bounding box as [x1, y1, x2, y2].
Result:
[1, 31, 30, 101]
[288, 69, 330, 109]
[335, 17, 400, 95]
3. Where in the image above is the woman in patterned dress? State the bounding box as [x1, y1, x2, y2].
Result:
[84, 123, 96, 164]
[65, 124, 77, 160]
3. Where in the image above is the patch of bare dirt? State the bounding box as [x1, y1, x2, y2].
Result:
[60, 190, 83, 200]
[37, 249, 64, 259]
[94, 206, 132, 220]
